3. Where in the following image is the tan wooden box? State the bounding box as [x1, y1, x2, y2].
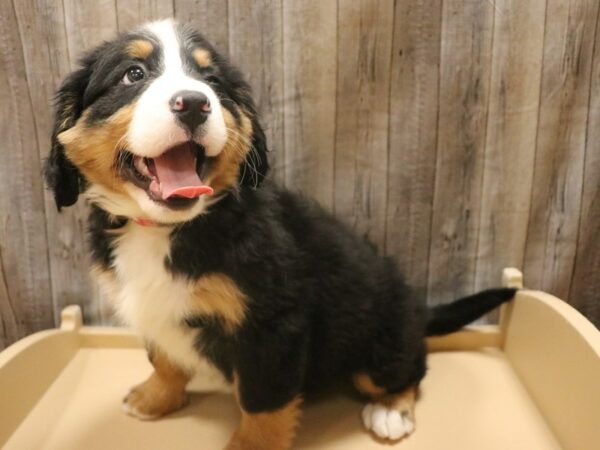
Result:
[1, 269, 598, 450]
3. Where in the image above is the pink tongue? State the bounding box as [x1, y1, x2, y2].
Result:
[151, 143, 214, 199]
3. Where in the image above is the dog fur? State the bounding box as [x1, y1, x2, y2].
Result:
[44, 19, 516, 449]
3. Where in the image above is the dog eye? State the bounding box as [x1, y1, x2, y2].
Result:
[122, 66, 145, 85]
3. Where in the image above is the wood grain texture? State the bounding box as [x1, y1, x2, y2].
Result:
[385, 0, 442, 289]
[63, 0, 119, 65]
[427, 0, 495, 303]
[1, 2, 600, 349]
[333, 0, 393, 249]
[0, 0, 54, 348]
[228, 0, 285, 183]
[524, 0, 599, 300]
[282, 0, 337, 209]
[116, 0, 174, 32]
[570, 6, 600, 327]
[12, 0, 99, 326]
[174, 0, 229, 55]
[474, 0, 547, 291]
[63, 0, 121, 323]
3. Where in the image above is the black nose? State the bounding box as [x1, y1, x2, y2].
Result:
[169, 90, 211, 132]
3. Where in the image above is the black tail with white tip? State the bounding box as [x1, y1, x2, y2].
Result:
[426, 288, 517, 336]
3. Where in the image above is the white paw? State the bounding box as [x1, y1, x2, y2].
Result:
[121, 385, 188, 421]
[122, 398, 160, 420]
[361, 403, 415, 440]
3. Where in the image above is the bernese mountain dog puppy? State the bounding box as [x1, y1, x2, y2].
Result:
[44, 19, 516, 450]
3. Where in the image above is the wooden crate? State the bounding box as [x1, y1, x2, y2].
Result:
[1, 269, 598, 449]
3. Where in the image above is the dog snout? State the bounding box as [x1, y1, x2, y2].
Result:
[169, 90, 211, 132]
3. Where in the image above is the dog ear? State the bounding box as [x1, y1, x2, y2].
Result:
[239, 116, 270, 188]
[44, 67, 90, 210]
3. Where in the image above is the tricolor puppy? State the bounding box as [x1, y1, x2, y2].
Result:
[45, 19, 516, 450]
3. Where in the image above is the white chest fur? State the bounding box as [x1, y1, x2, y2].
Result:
[110, 223, 200, 371]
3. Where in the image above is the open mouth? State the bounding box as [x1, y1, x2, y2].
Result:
[120, 142, 214, 209]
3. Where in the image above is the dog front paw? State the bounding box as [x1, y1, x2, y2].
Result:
[122, 376, 188, 420]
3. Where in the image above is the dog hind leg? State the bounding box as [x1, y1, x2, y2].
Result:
[353, 372, 420, 441]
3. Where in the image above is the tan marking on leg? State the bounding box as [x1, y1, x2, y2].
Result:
[123, 346, 192, 420]
[192, 273, 248, 333]
[353, 372, 386, 397]
[193, 48, 212, 68]
[384, 385, 417, 412]
[126, 39, 154, 59]
[226, 396, 303, 450]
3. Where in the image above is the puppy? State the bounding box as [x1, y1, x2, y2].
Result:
[44, 19, 516, 450]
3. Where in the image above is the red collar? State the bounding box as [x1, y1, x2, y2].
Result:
[134, 217, 157, 227]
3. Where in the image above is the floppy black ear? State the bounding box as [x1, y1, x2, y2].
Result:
[239, 117, 270, 188]
[44, 67, 90, 210]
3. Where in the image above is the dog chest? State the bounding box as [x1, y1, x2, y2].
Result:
[110, 223, 201, 370]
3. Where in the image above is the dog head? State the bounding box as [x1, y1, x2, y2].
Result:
[45, 19, 268, 223]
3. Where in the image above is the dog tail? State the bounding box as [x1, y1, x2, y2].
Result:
[425, 288, 517, 336]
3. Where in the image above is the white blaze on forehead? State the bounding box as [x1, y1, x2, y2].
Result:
[146, 19, 182, 73]
[126, 19, 227, 159]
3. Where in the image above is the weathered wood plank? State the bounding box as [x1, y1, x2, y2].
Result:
[385, 0, 442, 290]
[524, 0, 599, 300]
[427, 0, 495, 303]
[116, 0, 174, 32]
[474, 0, 547, 292]
[0, 251, 14, 350]
[63, 0, 119, 65]
[228, 0, 285, 184]
[13, 0, 100, 327]
[174, 0, 229, 55]
[333, 0, 393, 249]
[570, 128, 600, 326]
[282, 0, 337, 209]
[1, 0, 600, 347]
[570, 6, 600, 327]
[62, 0, 120, 324]
[0, 0, 54, 349]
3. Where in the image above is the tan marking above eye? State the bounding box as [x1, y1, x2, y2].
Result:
[126, 39, 154, 60]
[193, 48, 212, 68]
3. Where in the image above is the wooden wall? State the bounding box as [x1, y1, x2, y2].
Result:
[1, 0, 599, 350]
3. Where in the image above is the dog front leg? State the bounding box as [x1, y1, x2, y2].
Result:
[123, 345, 192, 420]
[225, 396, 302, 450]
